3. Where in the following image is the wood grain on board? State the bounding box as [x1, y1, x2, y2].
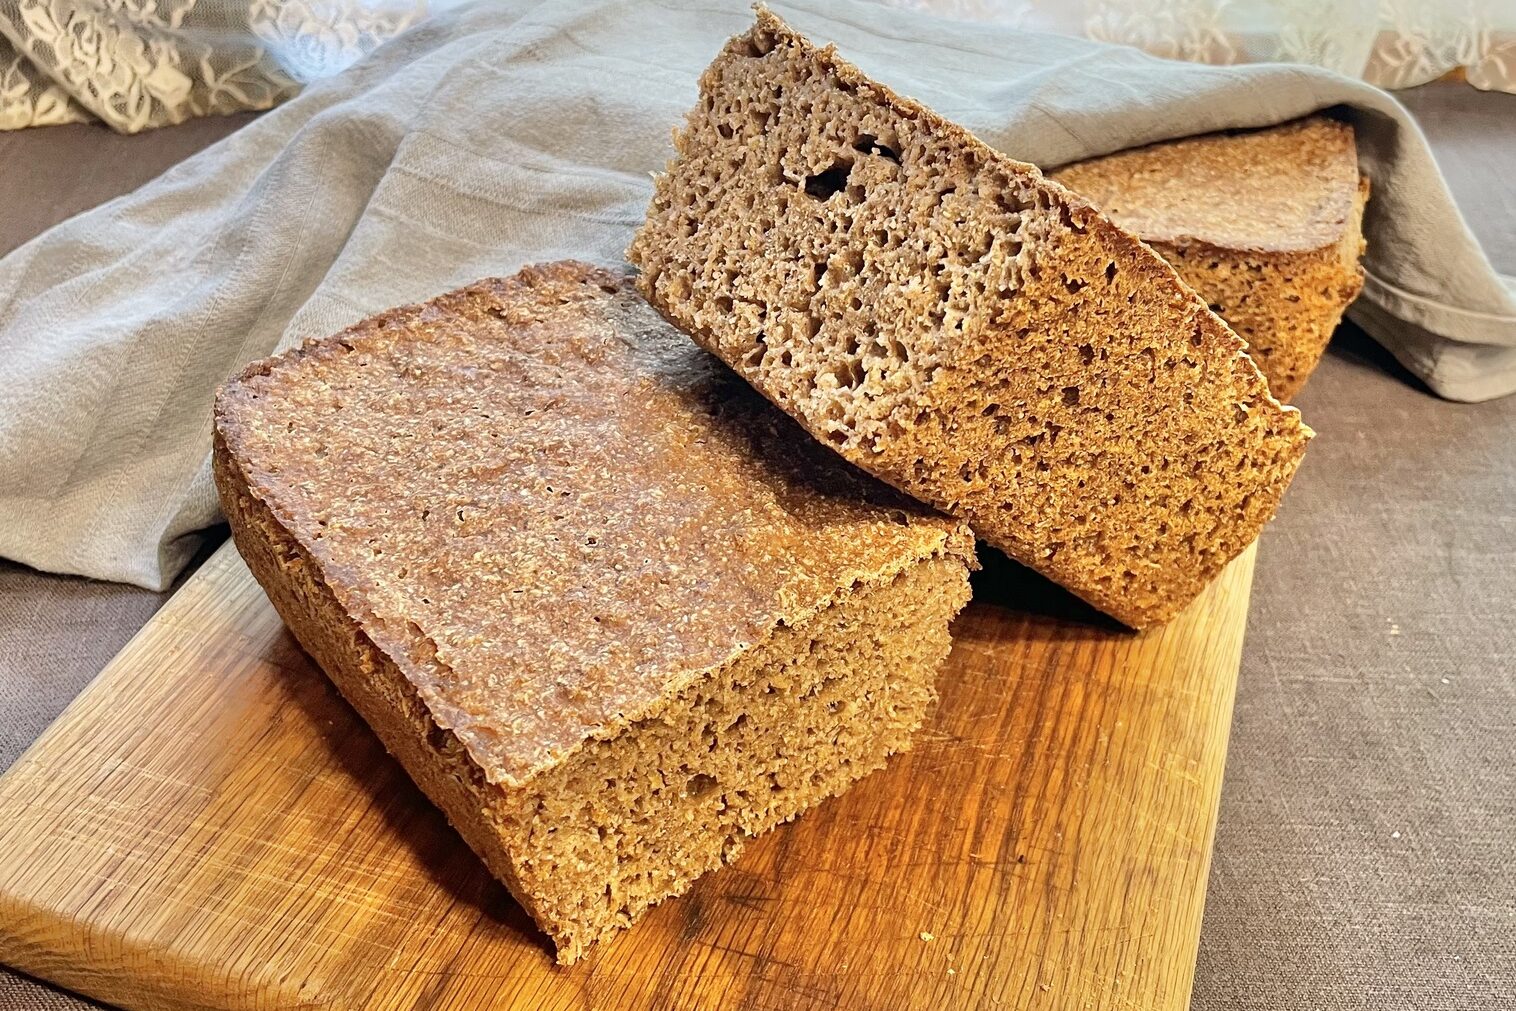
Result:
[0, 538, 1254, 1010]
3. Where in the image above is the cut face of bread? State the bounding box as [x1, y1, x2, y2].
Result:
[213, 261, 974, 963]
[628, 10, 1312, 628]
[1053, 116, 1368, 400]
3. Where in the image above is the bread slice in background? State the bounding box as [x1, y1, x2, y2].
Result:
[1053, 116, 1368, 401]
[628, 10, 1311, 628]
[213, 261, 975, 963]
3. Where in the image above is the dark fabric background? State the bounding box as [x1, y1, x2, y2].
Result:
[1, 86, 1512, 1010]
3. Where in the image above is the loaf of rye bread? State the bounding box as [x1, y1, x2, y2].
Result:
[628, 10, 1312, 628]
[213, 261, 975, 963]
[1054, 116, 1368, 400]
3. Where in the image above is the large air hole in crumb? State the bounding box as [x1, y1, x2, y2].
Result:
[804, 158, 854, 200]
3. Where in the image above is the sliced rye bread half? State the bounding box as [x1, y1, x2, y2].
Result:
[628, 9, 1311, 628]
[1054, 116, 1368, 401]
[214, 262, 975, 962]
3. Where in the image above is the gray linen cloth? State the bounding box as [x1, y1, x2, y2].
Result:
[2, 0, 1514, 591]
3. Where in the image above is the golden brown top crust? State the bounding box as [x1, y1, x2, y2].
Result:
[216, 262, 972, 788]
[1051, 116, 1361, 254]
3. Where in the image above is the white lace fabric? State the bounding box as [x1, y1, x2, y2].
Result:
[886, 0, 1516, 94]
[0, 0, 425, 131]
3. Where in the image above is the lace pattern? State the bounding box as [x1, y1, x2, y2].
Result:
[0, 0, 424, 131]
[887, 0, 1516, 93]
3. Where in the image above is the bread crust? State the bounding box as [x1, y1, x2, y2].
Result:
[214, 262, 971, 787]
[212, 261, 975, 961]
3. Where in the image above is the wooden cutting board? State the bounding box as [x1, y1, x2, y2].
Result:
[0, 539, 1254, 1011]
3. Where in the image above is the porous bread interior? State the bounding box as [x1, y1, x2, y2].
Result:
[628, 12, 1310, 628]
[217, 436, 968, 964]
[1146, 177, 1368, 400]
[505, 553, 965, 963]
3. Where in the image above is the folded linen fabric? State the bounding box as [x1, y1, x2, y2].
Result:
[0, 0, 1511, 589]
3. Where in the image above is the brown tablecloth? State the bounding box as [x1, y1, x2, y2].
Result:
[1, 88, 1512, 1010]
